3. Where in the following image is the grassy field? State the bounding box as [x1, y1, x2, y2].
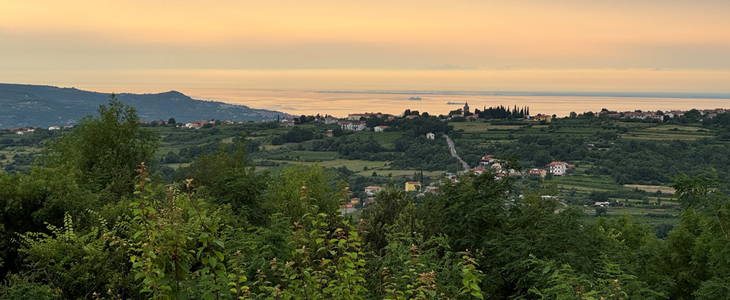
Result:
[267, 150, 340, 161]
[624, 184, 676, 194]
[257, 159, 389, 172]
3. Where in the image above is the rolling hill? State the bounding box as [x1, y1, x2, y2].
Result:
[0, 83, 291, 128]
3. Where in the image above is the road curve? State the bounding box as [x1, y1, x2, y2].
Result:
[444, 134, 470, 172]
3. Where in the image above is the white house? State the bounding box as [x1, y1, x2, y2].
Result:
[374, 125, 389, 132]
[280, 118, 296, 127]
[48, 126, 60, 130]
[351, 121, 367, 131]
[426, 132, 435, 140]
[185, 122, 201, 129]
[545, 161, 575, 176]
[364, 186, 381, 196]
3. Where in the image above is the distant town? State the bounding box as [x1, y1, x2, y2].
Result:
[6, 101, 728, 135]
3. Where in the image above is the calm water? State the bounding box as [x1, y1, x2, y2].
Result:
[2, 69, 729, 117]
[179, 89, 729, 118]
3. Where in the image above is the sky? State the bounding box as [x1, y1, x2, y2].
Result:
[1, 0, 730, 92]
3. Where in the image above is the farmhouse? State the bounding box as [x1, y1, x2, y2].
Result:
[185, 122, 201, 129]
[528, 168, 547, 178]
[426, 132, 435, 139]
[351, 121, 367, 131]
[405, 181, 421, 192]
[533, 114, 552, 122]
[324, 116, 339, 124]
[364, 186, 382, 196]
[374, 125, 389, 132]
[545, 161, 575, 176]
[280, 118, 296, 127]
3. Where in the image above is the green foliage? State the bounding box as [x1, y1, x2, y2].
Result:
[0, 166, 98, 275]
[129, 164, 240, 299]
[184, 135, 269, 225]
[265, 164, 347, 222]
[17, 211, 138, 299]
[45, 94, 160, 197]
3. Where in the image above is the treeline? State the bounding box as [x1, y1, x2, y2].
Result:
[161, 137, 262, 164]
[475, 105, 529, 119]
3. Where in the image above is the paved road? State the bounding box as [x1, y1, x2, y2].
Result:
[444, 134, 470, 172]
[554, 201, 568, 214]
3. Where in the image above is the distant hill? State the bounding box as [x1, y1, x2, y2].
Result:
[0, 83, 291, 128]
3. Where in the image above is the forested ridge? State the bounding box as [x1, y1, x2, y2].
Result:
[2, 97, 730, 299]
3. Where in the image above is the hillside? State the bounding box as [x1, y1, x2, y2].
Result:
[0, 83, 290, 128]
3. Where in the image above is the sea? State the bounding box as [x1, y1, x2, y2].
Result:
[2, 69, 729, 117]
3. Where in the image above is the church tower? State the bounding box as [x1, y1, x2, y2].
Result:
[464, 102, 470, 115]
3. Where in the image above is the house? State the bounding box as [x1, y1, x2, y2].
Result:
[528, 168, 547, 178]
[363, 197, 376, 206]
[16, 130, 27, 135]
[222, 120, 234, 124]
[48, 126, 60, 130]
[347, 113, 366, 121]
[426, 132, 435, 140]
[533, 114, 552, 122]
[480, 155, 497, 166]
[280, 118, 296, 127]
[351, 121, 367, 131]
[26, 127, 36, 132]
[406, 115, 419, 119]
[326, 130, 334, 137]
[374, 125, 389, 132]
[139, 120, 149, 124]
[324, 116, 339, 124]
[466, 115, 479, 121]
[623, 112, 647, 119]
[339, 121, 352, 130]
[185, 122, 201, 129]
[364, 186, 382, 196]
[405, 181, 421, 192]
[545, 161, 575, 176]
[592, 202, 611, 207]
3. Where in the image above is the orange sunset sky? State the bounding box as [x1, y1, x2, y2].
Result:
[1, 0, 730, 92]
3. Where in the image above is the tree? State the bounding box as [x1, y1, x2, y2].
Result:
[265, 164, 347, 222]
[167, 117, 176, 125]
[44, 94, 160, 197]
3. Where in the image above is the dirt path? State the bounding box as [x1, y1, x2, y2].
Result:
[444, 134, 470, 172]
